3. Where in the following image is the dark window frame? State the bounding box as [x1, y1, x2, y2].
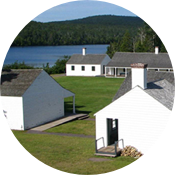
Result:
[92, 66, 95, 71]
[82, 66, 85, 71]
[71, 65, 75, 71]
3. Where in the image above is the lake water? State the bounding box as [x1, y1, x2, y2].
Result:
[4, 45, 109, 67]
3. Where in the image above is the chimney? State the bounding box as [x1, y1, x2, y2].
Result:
[155, 46, 159, 54]
[131, 63, 148, 89]
[82, 48, 86, 56]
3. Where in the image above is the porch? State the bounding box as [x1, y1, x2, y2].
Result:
[95, 137, 124, 157]
[105, 67, 131, 78]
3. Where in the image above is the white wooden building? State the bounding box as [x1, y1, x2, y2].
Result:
[105, 48, 173, 78]
[1, 69, 75, 130]
[95, 63, 174, 155]
[66, 48, 111, 76]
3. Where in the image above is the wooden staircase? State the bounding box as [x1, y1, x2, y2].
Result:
[95, 145, 122, 157]
[95, 138, 124, 157]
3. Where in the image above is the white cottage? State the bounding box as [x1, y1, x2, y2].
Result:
[66, 48, 111, 76]
[0, 69, 75, 130]
[95, 63, 174, 156]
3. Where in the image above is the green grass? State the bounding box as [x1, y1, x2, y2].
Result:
[12, 76, 138, 174]
[55, 76, 124, 117]
[46, 120, 95, 136]
[13, 130, 136, 174]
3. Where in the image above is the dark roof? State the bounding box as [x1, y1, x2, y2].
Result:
[1, 69, 43, 96]
[113, 71, 175, 110]
[66, 54, 108, 64]
[107, 52, 172, 68]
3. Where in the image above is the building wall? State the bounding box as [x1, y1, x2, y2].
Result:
[100, 55, 111, 74]
[23, 70, 65, 130]
[95, 87, 171, 153]
[66, 64, 102, 76]
[1, 96, 24, 130]
[66, 55, 111, 76]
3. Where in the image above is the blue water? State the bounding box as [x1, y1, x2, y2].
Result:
[4, 45, 109, 67]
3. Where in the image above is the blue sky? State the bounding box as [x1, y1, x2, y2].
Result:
[33, 0, 136, 22]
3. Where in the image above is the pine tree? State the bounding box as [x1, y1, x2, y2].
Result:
[120, 31, 133, 52]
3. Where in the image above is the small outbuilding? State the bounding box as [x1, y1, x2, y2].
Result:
[95, 63, 174, 155]
[1, 69, 75, 130]
[66, 48, 111, 76]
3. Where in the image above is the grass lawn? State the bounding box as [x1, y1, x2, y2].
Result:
[54, 76, 124, 118]
[12, 76, 138, 174]
[47, 120, 95, 136]
[13, 130, 136, 175]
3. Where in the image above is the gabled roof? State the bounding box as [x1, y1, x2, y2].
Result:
[144, 79, 174, 110]
[113, 71, 175, 110]
[66, 54, 108, 64]
[1, 69, 43, 96]
[107, 52, 172, 68]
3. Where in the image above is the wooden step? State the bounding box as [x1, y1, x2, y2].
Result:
[95, 153, 116, 158]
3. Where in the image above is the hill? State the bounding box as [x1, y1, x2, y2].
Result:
[56, 15, 143, 26]
[12, 15, 144, 46]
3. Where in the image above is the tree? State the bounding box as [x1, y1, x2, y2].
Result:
[160, 43, 167, 52]
[43, 56, 70, 74]
[120, 30, 133, 52]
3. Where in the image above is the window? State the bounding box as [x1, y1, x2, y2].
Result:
[112, 119, 116, 129]
[92, 66, 95, 71]
[71, 66, 75, 71]
[82, 66, 85, 71]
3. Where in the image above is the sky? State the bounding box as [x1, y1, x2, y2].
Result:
[33, 0, 136, 22]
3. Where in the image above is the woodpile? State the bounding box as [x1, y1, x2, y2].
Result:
[121, 146, 143, 158]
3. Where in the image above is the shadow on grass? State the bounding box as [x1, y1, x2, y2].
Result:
[64, 101, 91, 115]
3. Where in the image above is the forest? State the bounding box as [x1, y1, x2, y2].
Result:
[106, 22, 167, 57]
[12, 15, 144, 46]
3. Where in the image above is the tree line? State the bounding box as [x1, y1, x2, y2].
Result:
[12, 15, 144, 46]
[106, 22, 167, 58]
[2, 56, 70, 75]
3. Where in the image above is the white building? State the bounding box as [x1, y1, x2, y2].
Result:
[66, 48, 111, 76]
[1, 69, 75, 130]
[105, 48, 173, 78]
[95, 63, 174, 156]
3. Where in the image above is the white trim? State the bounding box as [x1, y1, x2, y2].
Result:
[105, 66, 173, 69]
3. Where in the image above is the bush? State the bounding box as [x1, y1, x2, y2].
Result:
[2, 61, 34, 71]
[43, 56, 70, 74]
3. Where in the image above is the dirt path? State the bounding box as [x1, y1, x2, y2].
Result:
[50, 73, 66, 78]
[27, 130, 95, 138]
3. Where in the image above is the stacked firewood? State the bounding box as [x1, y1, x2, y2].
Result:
[121, 146, 143, 158]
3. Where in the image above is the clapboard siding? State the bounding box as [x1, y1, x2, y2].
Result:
[66, 55, 111, 76]
[66, 64, 102, 76]
[1, 96, 24, 130]
[23, 71, 65, 130]
[95, 87, 171, 154]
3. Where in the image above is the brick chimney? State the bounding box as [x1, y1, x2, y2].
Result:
[131, 63, 148, 89]
[82, 48, 86, 56]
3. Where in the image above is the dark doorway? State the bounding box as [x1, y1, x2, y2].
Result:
[103, 65, 105, 74]
[107, 118, 118, 145]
